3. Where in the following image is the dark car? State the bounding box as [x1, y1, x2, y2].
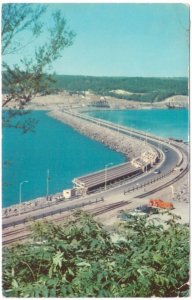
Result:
[135, 205, 159, 214]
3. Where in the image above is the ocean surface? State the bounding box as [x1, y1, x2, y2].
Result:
[2, 111, 125, 207]
[2, 108, 189, 207]
[87, 109, 189, 142]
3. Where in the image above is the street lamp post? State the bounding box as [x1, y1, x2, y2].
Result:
[117, 123, 119, 137]
[105, 163, 113, 190]
[170, 185, 175, 199]
[129, 124, 132, 138]
[145, 130, 148, 145]
[19, 180, 29, 214]
[46, 169, 50, 200]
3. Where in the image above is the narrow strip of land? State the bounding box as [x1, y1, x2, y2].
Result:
[2, 108, 189, 245]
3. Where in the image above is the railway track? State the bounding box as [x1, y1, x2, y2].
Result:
[3, 158, 188, 246]
[3, 200, 131, 246]
[3, 111, 188, 246]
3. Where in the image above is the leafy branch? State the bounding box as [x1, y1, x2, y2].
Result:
[2, 210, 190, 297]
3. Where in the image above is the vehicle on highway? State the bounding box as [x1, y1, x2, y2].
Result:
[164, 148, 169, 153]
[153, 169, 161, 174]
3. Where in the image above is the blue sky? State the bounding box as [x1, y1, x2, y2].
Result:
[3, 3, 189, 77]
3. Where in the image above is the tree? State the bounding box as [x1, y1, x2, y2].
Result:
[2, 3, 75, 130]
[2, 210, 190, 297]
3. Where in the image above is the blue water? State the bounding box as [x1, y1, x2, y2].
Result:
[2, 109, 189, 207]
[87, 109, 189, 142]
[2, 111, 125, 207]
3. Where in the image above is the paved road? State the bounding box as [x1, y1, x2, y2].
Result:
[3, 112, 188, 230]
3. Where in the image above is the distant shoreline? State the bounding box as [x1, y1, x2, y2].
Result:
[2, 91, 189, 112]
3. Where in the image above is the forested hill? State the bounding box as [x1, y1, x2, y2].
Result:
[2, 73, 188, 103]
[52, 75, 188, 102]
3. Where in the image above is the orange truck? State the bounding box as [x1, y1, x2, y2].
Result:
[149, 199, 174, 209]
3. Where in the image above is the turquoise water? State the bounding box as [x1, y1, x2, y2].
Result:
[87, 109, 189, 142]
[2, 111, 125, 207]
[2, 109, 189, 207]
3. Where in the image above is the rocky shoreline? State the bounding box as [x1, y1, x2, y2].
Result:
[2, 108, 189, 224]
[48, 109, 154, 161]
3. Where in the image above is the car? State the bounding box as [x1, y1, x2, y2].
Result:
[164, 148, 169, 153]
[153, 169, 161, 174]
[149, 199, 174, 210]
[135, 205, 159, 214]
[117, 210, 146, 221]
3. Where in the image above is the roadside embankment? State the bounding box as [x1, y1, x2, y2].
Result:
[48, 110, 154, 161]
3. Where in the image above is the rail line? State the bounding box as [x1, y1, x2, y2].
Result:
[3, 111, 189, 246]
[3, 200, 131, 245]
[3, 161, 188, 246]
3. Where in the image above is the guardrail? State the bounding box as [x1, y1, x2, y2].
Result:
[2, 197, 104, 229]
[123, 163, 188, 198]
[3, 110, 187, 226]
[123, 168, 175, 194]
[65, 110, 169, 153]
[63, 110, 187, 192]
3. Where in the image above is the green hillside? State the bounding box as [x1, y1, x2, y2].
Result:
[52, 75, 188, 102]
[2, 73, 188, 103]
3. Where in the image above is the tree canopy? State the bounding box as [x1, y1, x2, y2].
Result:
[2, 3, 75, 109]
[50, 74, 188, 102]
[2, 210, 189, 297]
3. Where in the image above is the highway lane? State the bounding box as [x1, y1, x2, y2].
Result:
[59, 111, 188, 197]
[3, 111, 188, 230]
[70, 110, 181, 175]
[2, 196, 105, 229]
[3, 200, 132, 245]
[67, 110, 181, 168]
[80, 111, 183, 172]
[3, 158, 186, 230]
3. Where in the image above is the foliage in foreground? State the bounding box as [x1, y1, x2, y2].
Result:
[2, 210, 189, 297]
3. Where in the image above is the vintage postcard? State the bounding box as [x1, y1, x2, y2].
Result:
[2, 2, 190, 297]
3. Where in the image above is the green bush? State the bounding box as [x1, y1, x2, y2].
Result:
[2, 210, 189, 297]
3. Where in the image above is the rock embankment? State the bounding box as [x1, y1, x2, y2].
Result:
[48, 110, 154, 161]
